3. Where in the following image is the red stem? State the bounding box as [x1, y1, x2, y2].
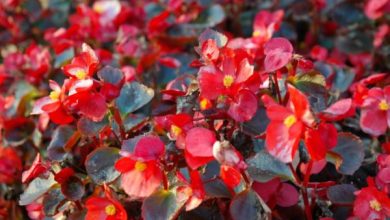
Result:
[112, 107, 126, 140]
[163, 172, 169, 190]
[303, 160, 313, 220]
[273, 72, 282, 104]
[288, 163, 301, 185]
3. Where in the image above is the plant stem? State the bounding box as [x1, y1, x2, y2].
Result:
[303, 160, 313, 220]
[273, 72, 282, 104]
[162, 171, 169, 190]
[112, 107, 126, 140]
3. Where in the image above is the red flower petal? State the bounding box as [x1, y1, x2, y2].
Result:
[115, 157, 135, 173]
[48, 106, 74, 125]
[264, 38, 293, 72]
[220, 165, 242, 188]
[228, 90, 257, 122]
[265, 120, 303, 163]
[184, 149, 214, 170]
[198, 66, 224, 99]
[320, 98, 355, 121]
[133, 135, 165, 161]
[287, 85, 315, 126]
[77, 92, 107, 122]
[305, 123, 338, 161]
[120, 160, 162, 197]
[22, 154, 48, 183]
[185, 127, 216, 158]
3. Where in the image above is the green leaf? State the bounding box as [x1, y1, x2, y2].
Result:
[85, 147, 121, 185]
[19, 173, 56, 206]
[230, 189, 270, 220]
[4, 118, 35, 146]
[77, 116, 108, 137]
[204, 179, 232, 198]
[61, 176, 85, 201]
[328, 132, 364, 175]
[198, 28, 227, 48]
[47, 125, 74, 161]
[7, 80, 39, 117]
[142, 190, 186, 220]
[327, 184, 357, 205]
[293, 71, 326, 86]
[197, 4, 225, 28]
[97, 66, 124, 85]
[295, 81, 328, 112]
[335, 32, 373, 54]
[331, 67, 355, 93]
[246, 150, 295, 183]
[54, 47, 74, 68]
[116, 82, 154, 115]
[43, 186, 65, 216]
[242, 106, 269, 136]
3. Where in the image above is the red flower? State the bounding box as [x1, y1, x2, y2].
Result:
[252, 178, 299, 208]
[154, 113, 193, 149]
[31, 80, 74, 124]
[364, 0, 390, 20]
[198, 57, 260, 121]
[115, 136, 165, 197]
[212, 140, 247, 170]
[200, 39, 220, 63]
[184, 127, 216, 169]
[360, 86, 390, 136]
[86, 196, 127, 220]
[177, 169, 205, 211]
[0, 146, 22, 184]
[220, 165, 243, 189]
[353, 185, 390, 220]
[262, 85, 315, 163]
[304, 122, 338, 161]
[63, 43, 99, 95]
[252, 10, 284, 44]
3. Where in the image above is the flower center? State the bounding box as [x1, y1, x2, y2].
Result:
[378, 100, 389, 111]
[135, 161, 147, 172]
[200, 98, 211, 110]
[369, 199, 382, 212]
[284, 115, 297, 128]
[49, 91, 60, 101]
[75, 70, 87, 80]
[170, 125, 182, 137]
[105, 204, 116, 216]
[223, 75, 234, 88]
[253, 30, 261, 37]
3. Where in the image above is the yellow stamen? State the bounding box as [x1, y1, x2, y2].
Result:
[223, 75, 234, 88]
[369, 199, 382, 212]
[75, 70, 87, 80]
[105, 204, 116, 216]
[94, 5, 104, 13]
[378, 100, 389, 111]
[170, 125, 182, 137]
[135, 161, 147, 172]
[49, 91, 60, 101]
[284, 115, 297, 128]
[253, 30, 261, 37]
[200, 98, 211, 110]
